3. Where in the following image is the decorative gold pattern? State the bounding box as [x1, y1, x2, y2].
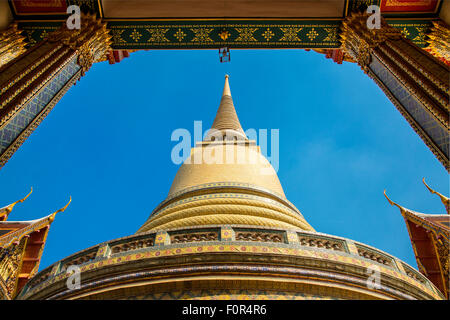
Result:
[147, 28, 169, 43]
[235, 27, 258, 42]
[426, 21, 450, 61]
[129, 29, 142, 42]
[174, 28, 186, 42]
[0, 238, 26, 299]
[262, 28, 275, 41]
[279, 27, 302, 42]
[48, 14, 112, 75]
[306, 28, 319, 41]
[191, 28, 214, 43]
[0, 23, 27, 68]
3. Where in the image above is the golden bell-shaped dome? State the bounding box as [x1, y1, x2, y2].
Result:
[168, 144, 286, 198]
[137, 76, 313, 233]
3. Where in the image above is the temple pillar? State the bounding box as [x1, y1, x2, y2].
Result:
[0, 15, 111, 168]
[340, 12, 449, 171]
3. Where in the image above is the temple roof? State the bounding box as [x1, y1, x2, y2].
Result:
[384, 191, 449, 239]
[0, 194, 71, 299]
[384, 186, 449, 299]
[0, 197, 71, 248]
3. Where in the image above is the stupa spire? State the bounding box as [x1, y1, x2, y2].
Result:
[209, 75, 246, 139]
[222, 74, 232, 96]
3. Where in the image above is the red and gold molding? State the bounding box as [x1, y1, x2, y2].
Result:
[380, 0, 441, 13]
[11, 0, 67, 15]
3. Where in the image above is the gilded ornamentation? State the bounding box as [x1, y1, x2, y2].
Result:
[279, 27, 302, 42]
[306, 28, 319, 41]
[147, 28, 169, 43]
[0, 188, 32, 221]
[0, 239, 26, 299]
[174, 28, 186, 42]
[191, 28, 214, 43]
[261, 28, 274, 41]
[47, 14, 112, 75]
[340, 12, 403, 72]
[412, 27, 426, 43]
[387, 22, 431, 47]
[219, 30, 230, 41]
[401, 27, 410, 37]
[0, 22, 27, 68]
[322, 27, 338, 42]
[0, 198, 71, 248]
[235, 27, 257, 42]
[423, 178, 450, 214]
[129, 29, 142, 42]
[111, 29, 126, 44]
[426, 21, 450, 62]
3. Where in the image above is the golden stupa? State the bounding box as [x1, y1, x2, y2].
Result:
[16, 76, 444, 300]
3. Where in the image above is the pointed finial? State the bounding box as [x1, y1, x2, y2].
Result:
[15, 187, 32, 205]
[205, 75, 247, 141]
[423, 178, 450, 214]
[384, 190, 406, 213]
[0, 188, 33, 221]
[49, 196, 72, 222]
[222, 74, 231, 97]
[384, 190, 395, 206]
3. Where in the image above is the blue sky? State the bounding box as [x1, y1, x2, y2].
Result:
[0, 48, 448, 271]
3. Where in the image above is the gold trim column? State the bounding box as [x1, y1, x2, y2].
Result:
[0, 14, 112, 169]
[341, 12, 449, 171]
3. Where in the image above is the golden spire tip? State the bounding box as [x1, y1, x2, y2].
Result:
[384, 190, 406, 213]
[384, 190, 395, 206]
[222, 74, 231, 96]
[49, 196, 72, 222]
